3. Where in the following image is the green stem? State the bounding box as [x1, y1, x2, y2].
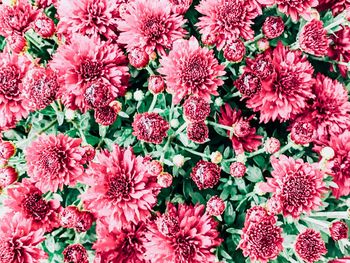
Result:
[276, 140, 296, 155]
[38, 120, 57, 134]
[148, 94, 158, 112]
[207, 121, 234, 132]
[246, 147, 265, 158]
[244, 33, 264, 45]
[309, 211, 349, 219]
[177, 145, 209, 159]
[324, 14, 347, 31]
[145, 66, 154, 75]
[303, 217, 329, 230]
[173, 122, 187, 137]
[226, 91, 241, 99]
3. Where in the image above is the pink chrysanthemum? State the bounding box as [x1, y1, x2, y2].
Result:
[4, 179, 61, 232]
[93, 219, 148, 263]
[144, 203, 222, 263]
[315, 131, 350, 198]
[264, 137, 280, 154]
[0, 213, 47, 263]
[0, 51, 32, 131]
[234, 72, 262, 97]
[262, 16, 284, 39]
[294, 74, 350, 142]
[190, 160, 221, 189]
[295, 229, 327, 263]
[159, 36, 225, 104]
[196, 0, 260, 49]
[80, 144, 160, 231]
[329, 26, 350, 77]
[57, 0, 120, 40]
[51, 34, 129, 112]
[0, 141, 16, 160]
[316, 0, 350, 16]
[224, 39, 246, 62]
[0, 166, 18, 189]
[183, 96, 211, 123]
[275, 0, 318, 22]
[63, 244, 89, 263]
[218, 104, 263, 154]
[238, 206, 283, 263]
[230, 162, 246, 177]
[132, 112, 169, 144]
[148, 75, 165, 94]
[290, 121, 316, 145]
[25, 133, 86, 193]
[260, 155, 326, 218]
[299, 19, 328, 57]
[34, 14, 56, 38]
[245, 42, 315, 123]
[117, 0, 187, 55]
[0, 0, 38, 37]
[330, 221, 349, 241]
[207, 195, 226, 216]
[35, 0, 57, 9]
[167, 0, 193, 14]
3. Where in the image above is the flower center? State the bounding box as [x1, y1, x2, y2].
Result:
[22, 193, 49, 221]
[0, 238, 15, 263]
[0, 66, 21, 100]
[38, 147, 66, 175]
[181, 55, 209, 87]
[143, 17, 165, 41]
[79, 59, 102, 81]
[106, 176, 132, 201]
[251, 58, 274, 79]
[275, 73, 299, 93]
[233, 121, 251, 137]
[217, 2, 244, 30]
[175, 237, 195, 261]
[157, 215, 179, 236]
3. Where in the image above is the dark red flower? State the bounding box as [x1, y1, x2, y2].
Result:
[84, 82, 114, 109]
[75, 211, 94, 232]
[245, 53, 275, 80]
[206, 195, 226, 216]
[330, 221, 349, 241]
[60, 206, 80, 229]
[290, 121, 315, 145]
[132, 112, 169, 144]
[295, 229, 327, 263]
[183, 96, 211, 123]
[94, 104, 120, 126]
[190, 160, 221, 190]
[329, 26, 350, 77]
[299, 19, 328, 57]
[262, 16, 284, 39]
[235, 72, 262, 97]
[187, 122, 209, 143]
[63, 244, 88, 263]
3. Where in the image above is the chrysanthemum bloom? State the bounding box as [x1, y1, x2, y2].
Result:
[0, 141, 15, 160]
[94, 219, 148, 263]
[144, 158, 163, 176]
[207, 195, 226, 216]
[0, 213, 47, 263]
[295, 229, 327, 263]
[60, 206, 80, 229]
[34, 14, 55, 38]
[245, 53, 275, 80]
[25, 133, 86, 193]
[117, 0, 187, 55]
[299, 19, 328, 57]
[245, 42, 315, 123]
[84, 82, 115, 109]
[144, 203, 222, 263]
[238, 206, 284, 263]
[0, 0, 38, 37]
[234, 72, 262, 97]
[94, 101, 122, 126]
[75, 211, 94, 232]
[316, 0, 350, 16]
[262, 16, 284, 39]
[0, 52, 32, 130]
[190, 160, 221, 189]
[330, 221, 349, 241]
[329, 26, 350, 77]
[132, 112, 169, 144]
[80, 145, 160, 231]
[159, 37, 225, 104]
[294, 74, 350, 142]
[63, 244, 88, 263]
[218, 104, 262, 153]
[275, 0, 318, 22]
[51, 34, 129, 112]
[264, 138, 280, 154]
[57, 0, 120, 40]
[128, 48, 150, 69]
[187, 121, 209, 143]
[183, 96, 211, 123]
[82, 145, 96, 163]
[230, 162, 246, 177]
[260, 155, 326, 218]
[223, 39, 246, 62]
[148, 75, 165, 94]
[210, 151, 223, 164]
[290, 121, 315, 145]
[196, 0, 260, 49]
[316, 131, 350, 197]
[167, 0, 193, 14]
[266, 195, 283, 215]
[4, 179, 61, 232]
[7, 34, 27, 54]
[0, 166, 18, 188]
[157, 172, 173, 188]
[23, 67, 59, 111]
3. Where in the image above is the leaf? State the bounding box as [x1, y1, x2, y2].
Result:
[245, 165, 263, 183]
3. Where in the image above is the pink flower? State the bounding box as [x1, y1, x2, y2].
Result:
[223, 39, 246, 62]
[187, 121, 209, 143]
[94, 102, 122, 126]
[206, 196, 226, 216]
[299, 19, 328, 57]
[290, 121, 316, 145]
[0, 213, 47, 263]
[159, 36, 225, 104]
[34, 14, 55, 38]
[128, 48, 150, 68]
[93, 219, 148, 263]
[183, 96, 211, 123]
[234, 72, 262, 97]
[0, 0, 38, 37]
[190, 160, 221, 189]
[117, 0, 187, 55]
[0, 141, 16, 160]
[80, 145, 160, 231]
[157, 172, 173, 188]
[0, 166, 18, 188]
[294, 74, 350, 142]
[329, 221, 349, 241]
[261, 155, 326, 218]
[167, 0, 193, 14]
[132, 112, 169, 144]
[295, 229, 327, 263]
[238, 206, 283, 263]
[35, 0, 57, 9]
[148, 75, 165, 94]
[63, 244, 89, 263]
[329, 257, 350, 263]
[262, 16, 284, 39]
[7, 34, 27, 54]
[230, 162, 246, 177]
[51, 34, 129, 112]
[275, 0, 318, 22]
[218, 104, 263, 154]
[245, 42, 315, 123]
[196, 0, 260, 49]
[144, 203, 222, 263]
[4, 179, 61, 232]
[317, 0, 350, 16]
[264, 137, 280, 154]
[25, 133, 86, 193]
[57, 0, 120, 40]
[329, 26, 350, 77]
[0, 51, 32, 131]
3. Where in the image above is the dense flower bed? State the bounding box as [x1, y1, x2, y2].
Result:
[0, 0, 349, 262]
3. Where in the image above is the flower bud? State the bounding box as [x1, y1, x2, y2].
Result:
[128, 48, 149, 68]
[210, 151, 223, 164]
[173, 154, 185, 167]
[264, 138, 280, 154]
[320, 146, 335, 160]
[7, 34, 27, 54]
[0, 166, 18, 188]
[0, 141, 16, 160]
[206, 195, 225, 216]
[157, 172, 173, 188]
[230, 162, 246, 178]
[148, 75, 165, 94]
[133, 90, 144, 101]
[34, 15, 55, 38]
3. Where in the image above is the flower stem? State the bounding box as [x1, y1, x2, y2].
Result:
[309, 211, 349, 219]
[244, 33, 264, 45]
[324, 12, 348, 31]
[145, 65, 154, 75]
[302, 217, 329, 230]
[246, 147, 266, 158]
[177, 145, 209, 159]
[207, 121, 234, 132]
[173, 122, 187, 137]
[148, 94, 158, 112]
